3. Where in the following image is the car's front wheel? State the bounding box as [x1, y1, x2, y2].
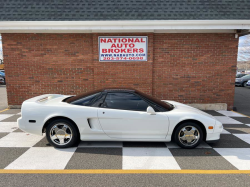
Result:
[174, 122, 203, 149]
[46, 119, 79, 148]
[243, 82, 247, 87]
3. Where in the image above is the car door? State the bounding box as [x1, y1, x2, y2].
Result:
[97, 92, 169, 139]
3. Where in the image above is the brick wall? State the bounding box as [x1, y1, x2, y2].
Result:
[2, 33, 238, 109]
[153, 34, 238, 110]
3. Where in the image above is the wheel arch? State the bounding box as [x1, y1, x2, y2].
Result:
[242, 81, 247, 87]
[42, 116, 80, 138]
[171, 119, 207, 141]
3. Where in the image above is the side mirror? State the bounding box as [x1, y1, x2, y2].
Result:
[147, 106, 156, 115]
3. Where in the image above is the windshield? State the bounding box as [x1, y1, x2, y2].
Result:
[236, 74, 247, 78]
[0, 72, 4, 76]
[135, 90, 174, 111]
[243, 75, 250, 79]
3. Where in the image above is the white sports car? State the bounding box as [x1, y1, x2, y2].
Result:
[18, 88, 223, 149]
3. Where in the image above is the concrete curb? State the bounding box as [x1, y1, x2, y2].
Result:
[187, 103, 227, 110]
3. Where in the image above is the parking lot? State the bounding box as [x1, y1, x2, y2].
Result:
[234, 87, 250, 116]
[1, 86, 250, 186]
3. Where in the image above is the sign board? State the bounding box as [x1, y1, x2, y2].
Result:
[99, 36, 148, 62]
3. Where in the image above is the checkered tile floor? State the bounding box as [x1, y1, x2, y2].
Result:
[1, 109, 250, 170]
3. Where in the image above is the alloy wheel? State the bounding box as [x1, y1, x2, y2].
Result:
[49, 123, 73, 146]
[178, 126, 200, 146]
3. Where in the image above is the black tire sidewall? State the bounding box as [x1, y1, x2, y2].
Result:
[46, 119, 79, 148]
[243, 82, 247, 87]
[174, 122, 203, 149]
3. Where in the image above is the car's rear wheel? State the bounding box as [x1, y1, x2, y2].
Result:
[46, 119, 79, 148]
[174, 122, 203, 149]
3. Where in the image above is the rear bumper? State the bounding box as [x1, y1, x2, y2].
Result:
[17, 117, 43, 136]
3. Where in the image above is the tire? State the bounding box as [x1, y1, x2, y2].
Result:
[46, 119, 80, 148]
[174, 122, 203, 149]
[243, 82, 247, 87]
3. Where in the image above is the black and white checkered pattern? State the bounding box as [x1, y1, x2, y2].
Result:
[1, 109, 250, 170]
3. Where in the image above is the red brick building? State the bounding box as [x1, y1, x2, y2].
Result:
[0, 1, 250, 110]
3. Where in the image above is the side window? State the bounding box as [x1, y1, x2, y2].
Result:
[91, 93, 106, 107]
[71, 93, 101, 106]
[103, 92, 149, 111]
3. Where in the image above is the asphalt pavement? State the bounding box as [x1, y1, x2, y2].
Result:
[234, 87, 250, 116]
[0, 174, 250, 187]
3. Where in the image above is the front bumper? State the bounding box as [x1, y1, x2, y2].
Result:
[206, 132, 221, 142]
[235, 82, 243, 86]
[206, 120, 223, 142]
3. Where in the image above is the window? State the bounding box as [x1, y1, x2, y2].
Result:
[71, 93, 101, 106]
[91, 93, 106, 107]
[103, 92, 149, 111]
[244, 75, 250, 79]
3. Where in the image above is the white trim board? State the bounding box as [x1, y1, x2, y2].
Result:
[0, 20, 249, 33]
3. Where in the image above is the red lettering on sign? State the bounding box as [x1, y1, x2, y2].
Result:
[114, 49, 119, 53]
[133, 48, 138, 53]
[139, 48, 144, 53]
[127, 48, 132, 53]
[107, 39, 112, 43]
[111, 44, 116, 48]
[102, 49, 107, 53]
[121, 38, 127, 43]
[140, 38, 146, 43]
[129, 43, 135, 48]
[121, 49, 126, 53]
[134, 38, 140, 43]
[128, 38, 134, 43]
[100, 38, 106, 43]
[117, 44, 122, 48]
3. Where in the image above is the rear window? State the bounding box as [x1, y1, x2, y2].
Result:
[70, 93, 101, 106]
[64, 89, 103, 103]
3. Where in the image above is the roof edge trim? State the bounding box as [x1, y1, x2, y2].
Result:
[0, 20, 250, 33]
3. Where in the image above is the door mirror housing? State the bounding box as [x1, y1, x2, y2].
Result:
[147, 106, 156, 115]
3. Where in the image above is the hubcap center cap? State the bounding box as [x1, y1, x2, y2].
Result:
[184, 132, 195, 141]
[56, 129, 66, 139]
[185, 132, 194, 139]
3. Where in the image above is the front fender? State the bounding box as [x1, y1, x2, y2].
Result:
[167, 112, 216, 136]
